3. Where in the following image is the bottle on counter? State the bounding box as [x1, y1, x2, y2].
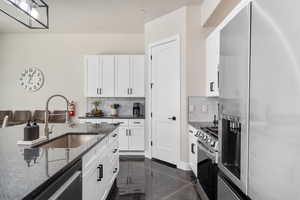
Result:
[24, 121, 33, 141]
[32, 120, 40, 140]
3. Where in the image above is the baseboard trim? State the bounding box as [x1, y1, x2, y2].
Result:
[177, 161, 191, 171]
[144, 150, 152, 159]
[119, 151, 145, 156]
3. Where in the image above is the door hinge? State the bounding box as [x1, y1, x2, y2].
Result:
[150, 55, 153, 60]
[150, 112, 153, 118]
[151, 141, 153, 146]
[150, 83, 154, 89]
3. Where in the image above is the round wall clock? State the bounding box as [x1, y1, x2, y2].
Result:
[19, 67, 44, 92]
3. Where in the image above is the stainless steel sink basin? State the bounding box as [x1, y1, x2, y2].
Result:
[37, 133, 98, 149]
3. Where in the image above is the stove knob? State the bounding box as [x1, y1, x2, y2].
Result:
[211, 141, 215, 147]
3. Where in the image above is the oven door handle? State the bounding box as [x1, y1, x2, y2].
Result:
[197, 141, 217, 163]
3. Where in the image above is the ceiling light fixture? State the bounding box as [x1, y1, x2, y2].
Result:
[0, 0, 49, 29]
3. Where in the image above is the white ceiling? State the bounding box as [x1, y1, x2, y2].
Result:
[0, 0, 201, 33]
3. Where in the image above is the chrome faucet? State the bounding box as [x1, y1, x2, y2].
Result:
[45, 94, 70, 138]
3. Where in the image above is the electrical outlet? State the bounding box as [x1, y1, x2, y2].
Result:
[189, 105, 195, 112]
[201, 105, 208, 113]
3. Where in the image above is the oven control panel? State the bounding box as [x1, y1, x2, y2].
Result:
[198, 130, 218, 152]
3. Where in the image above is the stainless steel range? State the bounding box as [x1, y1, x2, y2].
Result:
[189, 123, 219, 200]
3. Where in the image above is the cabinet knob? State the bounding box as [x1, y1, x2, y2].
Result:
[168, 116, 176, 121]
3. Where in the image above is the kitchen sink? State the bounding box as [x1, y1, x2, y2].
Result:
[36, 133, 98, 149]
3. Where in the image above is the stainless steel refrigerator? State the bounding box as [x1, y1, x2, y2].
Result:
[218, 0, 300, 199]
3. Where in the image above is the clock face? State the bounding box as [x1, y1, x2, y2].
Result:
[19, 67, 44, 92]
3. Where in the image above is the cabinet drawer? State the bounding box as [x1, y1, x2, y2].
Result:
[129, 119, 144, 127]
[112, 119, 129, 126]
[79, 119, 113, 124]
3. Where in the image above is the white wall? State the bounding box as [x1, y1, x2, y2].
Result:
[144, 5, 206, 164]
[0, 33, 144, 118]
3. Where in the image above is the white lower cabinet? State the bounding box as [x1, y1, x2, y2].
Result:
[82, 129, 119, 200]
[189, 132, 198, 177]
[112, 119, 145, 152]
[129, 127, 145, 151]
[119, 127, 129, 151]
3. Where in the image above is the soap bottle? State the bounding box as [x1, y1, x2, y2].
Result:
[24, 121, 33, 141]
[32, 120, 40, 140]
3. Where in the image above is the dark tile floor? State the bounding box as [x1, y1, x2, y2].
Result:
[109, 156, 201, 200]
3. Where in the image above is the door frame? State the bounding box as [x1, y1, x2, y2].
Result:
[147, 35, 181, 166]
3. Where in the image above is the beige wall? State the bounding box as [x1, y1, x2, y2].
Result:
[0, 33, 144, 117]
[202, 0, 241, 28]
[145, 5, 207, 164]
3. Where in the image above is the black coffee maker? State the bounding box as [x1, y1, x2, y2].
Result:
[133, 103, 141, 117]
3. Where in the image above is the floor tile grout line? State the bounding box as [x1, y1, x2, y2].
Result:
[160, 183, 193, 200]
[143, 164, 192, 184]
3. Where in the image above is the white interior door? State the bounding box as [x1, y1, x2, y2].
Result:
[101, 55, 115, 97]
[131, 55, 145, 97]
[86, 56, 100, 97]
[115, 55, 131, 97]
[151, 38, 180, 165]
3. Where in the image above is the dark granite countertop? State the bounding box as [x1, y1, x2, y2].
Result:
[78, 115, 145, 119]
[0, 123, 118, 200]
[188, 121, 215, 129]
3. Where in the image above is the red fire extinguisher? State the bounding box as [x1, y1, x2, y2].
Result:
[68, 101, 76, 117]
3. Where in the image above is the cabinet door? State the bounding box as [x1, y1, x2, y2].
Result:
[86, 56, 100, 97]
[206, 31, 220, 97]
[130, 55, 145, 97]
[101, 55, 115, 97]
[115, 55, 131, 97]
[83, 164, 98, 200]
[128, 127, 144, 151]
[119, 127, 129, 151]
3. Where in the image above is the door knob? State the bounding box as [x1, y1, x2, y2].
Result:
[168, 116, 176, 121]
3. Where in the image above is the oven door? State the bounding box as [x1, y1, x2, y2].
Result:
[197, 141, 218, 200]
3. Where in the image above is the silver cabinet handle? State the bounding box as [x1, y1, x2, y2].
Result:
[49, 171, 81, 200]
[97, 88, 99, 94]
[210, 82, 215, 92]
[130, 88, 133, 94]
[128, 129, 131, 136]
[126, 129, 128, 136]
[127, 88, 130, 95]
[99, 88, 102, 95]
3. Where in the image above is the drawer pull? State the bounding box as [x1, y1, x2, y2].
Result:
[97, 164, 103, 182]
[133, 122, 141, 124]
[113, 149, 118, 153]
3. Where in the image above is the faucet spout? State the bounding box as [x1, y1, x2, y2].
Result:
[45, 94, 70, 139]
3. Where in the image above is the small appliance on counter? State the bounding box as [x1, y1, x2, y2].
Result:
[133, 103, 141, 117]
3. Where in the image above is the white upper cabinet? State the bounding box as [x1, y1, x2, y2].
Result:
[206, 30, 220, 97]
[115, 55, 131, 97]
[85, 55, 145, 97]
[86, 56, 100, 97]
[115, 55, 145, 97]
[101, 55, 115, 97]
[85, 55, 115, 97]
[131, 55, 145, 97]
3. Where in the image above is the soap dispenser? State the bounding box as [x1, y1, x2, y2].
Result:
[32, 120, 40, 140]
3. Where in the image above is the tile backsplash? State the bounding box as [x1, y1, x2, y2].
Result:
[188, 96, 219, 122]
[86, 97, 145, 116]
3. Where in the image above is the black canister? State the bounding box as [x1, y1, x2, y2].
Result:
[24, 121, 34, 141]
[32, 120, 40, 140]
